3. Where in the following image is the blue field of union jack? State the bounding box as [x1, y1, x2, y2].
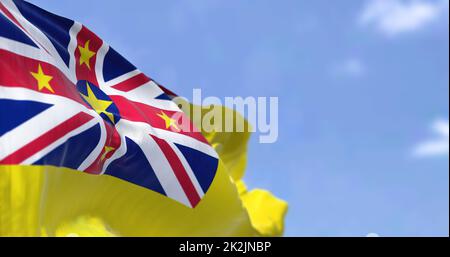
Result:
[0, 0, 218, 207]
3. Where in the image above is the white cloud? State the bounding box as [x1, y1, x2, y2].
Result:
[413, 119, 449, 157]
[342, 58, 365, 76]
[359, 0, 449, 36]
[332, 58, 366, 77]
[366, 232, 380, 237]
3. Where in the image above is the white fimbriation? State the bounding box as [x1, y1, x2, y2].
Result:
[169, 141, 205, 198]
[2, 0, 74, 82]
[0, 86, 91, 160]
[106, 88, 181, 112]
[102, 69, 141, 88]
[153, 127, 219, 159]
[101, 133, 128, 175]
[101, 70, 165, 100]
[95, 42, 109, 86]
[22, 117, 98, 165]
[114, 119, 218, 159]
[115, 119, 192, 207]
[0, 5, 45, 56]
[119, 80, 166, 102]
[0, 37, 58, 67]
[76, 111, 107, 171]
[67, 21, 82, 80]
[101, 73, 179, 112]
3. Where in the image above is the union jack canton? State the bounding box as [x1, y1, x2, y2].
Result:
[0, 0, 218, 208]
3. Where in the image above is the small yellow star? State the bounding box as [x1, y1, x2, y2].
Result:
[78, 40, 96, 70]
[100, 146, 115, 161]
[157, 111, 180, 131]
[30, 64, 54, 93]
[81, 82, 115, 123]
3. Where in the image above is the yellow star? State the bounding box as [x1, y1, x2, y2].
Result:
[30, 64, 54, 93]
[157, 111, 180, 131]
[100, 146, 115, 161]
[78, 40, 96, 70]
[81, 82, 115, 123]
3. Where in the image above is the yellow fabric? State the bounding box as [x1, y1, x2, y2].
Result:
[175, 98, 251, 182]
[54, 216, 116, 237]
[239, 182, 288, 237]
[0, 101, 287, 237]
[176, 99, 288, 236]
[0, 163, 256, 236]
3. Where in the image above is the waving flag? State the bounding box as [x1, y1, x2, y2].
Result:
[0, 0, 287, 236]
[0, 0, 218, 208]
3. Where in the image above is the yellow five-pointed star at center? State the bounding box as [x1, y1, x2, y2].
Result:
[81, 83, 115, 123]
[30, 64, 54, 93]
[78, 40, 96, 70]
[157, 111, 180, 131]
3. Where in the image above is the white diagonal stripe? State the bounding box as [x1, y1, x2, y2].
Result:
[115, 119, 191, 207]
[168, 141, 205, 197]
[2, 0, 74, 82]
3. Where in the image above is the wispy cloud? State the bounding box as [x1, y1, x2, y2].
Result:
[332, 58, 366, 78]
[413, 119, 449, 157]
[359, 0, 449, 36]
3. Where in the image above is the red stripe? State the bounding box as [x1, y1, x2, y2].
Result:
[111, 95, 208, 144]
[151, 134, 201, 207]
[0, 3, 25, 32]
[75, 26, 102, 85]
[0, 3, 50, 55]
[0, 112, 94, 164]
[111, 73, 151, 92]
[0, 49, 89, 108]
[84, 119, 121, 174]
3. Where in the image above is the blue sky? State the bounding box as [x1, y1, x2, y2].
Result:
[31, 0, 449, 236]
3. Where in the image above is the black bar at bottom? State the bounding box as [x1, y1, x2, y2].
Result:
[0, 237, 447, 256]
